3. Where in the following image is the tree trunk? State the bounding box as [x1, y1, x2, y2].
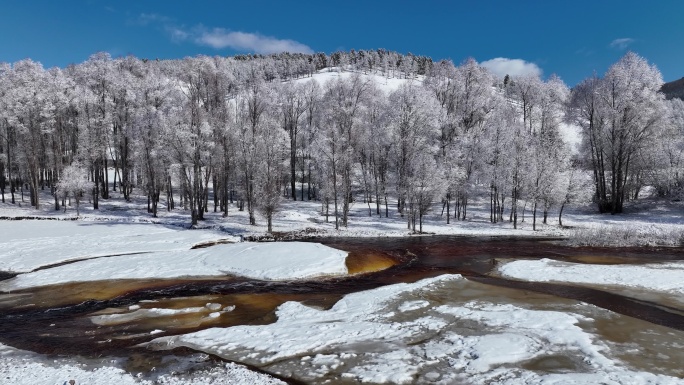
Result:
[461, 193, 467, 220]
[290, 135, 297, 201]
[301, 154, 305, 202]
[512, 188, 518, 229]
[102, 157, 109, 199]
[152, 190, 159, 218]
[446, 193, 450, 225]
[384, 192, 389, 218]
[92, 165, 99, 210]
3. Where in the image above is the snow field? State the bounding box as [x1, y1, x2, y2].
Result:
[293, 67, 421, 95]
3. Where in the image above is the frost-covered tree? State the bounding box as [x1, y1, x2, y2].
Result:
[45, 67, 79, 211]
[57, 163, 94, 216]
[274, 81, 307, 200]
[1, 49, 679, 230]
[165, 57, 224, 225]
[406, 152, 446, 233]
[427, 59, 499, 220]
[131, 62, 178, 217]
[74, 52, 116, 207]
[358, 83, 392, 217]
[482, 102, 516, 224]
[4, 59, 52, 209]
[108, 56, 140, 202]
[234, 63, 273, 225]
[644, 98, 683, 198]
[254, 115, 288, 233]
[451, 59, 500, 219]
[0, 62, 11, 204]
[528, 75, 570, 230]
[508, 74, 543, 135]
[425, 60, 458, 155]
[313, 105, 344, 229]
[556, 159, 594, 227]
[569, 52, 668, 213]
[388, 82, 440, 225]
[322, 73, 372, 227]
[300, 79, 322, 201]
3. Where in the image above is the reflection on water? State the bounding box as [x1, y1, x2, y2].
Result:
[0, 236, 683, 382]
[522, 355, 585, 373]
[589, 314, 684, 376]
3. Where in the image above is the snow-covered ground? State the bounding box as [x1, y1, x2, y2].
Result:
[151, 275, 684, 384]
[3, 177, 683, 247]
[294, 67, 421, 95]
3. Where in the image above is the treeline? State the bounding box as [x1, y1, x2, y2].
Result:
[0, 50, 681, 231]
[230, 49, 433, 81]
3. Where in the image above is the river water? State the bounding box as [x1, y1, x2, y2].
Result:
[0, 236, 683, 382]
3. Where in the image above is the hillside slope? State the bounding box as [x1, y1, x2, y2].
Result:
[661, 77, 684, 100]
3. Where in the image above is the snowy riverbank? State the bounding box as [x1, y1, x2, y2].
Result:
[0, 220, 348, 290]
[3, 190, 684, 247]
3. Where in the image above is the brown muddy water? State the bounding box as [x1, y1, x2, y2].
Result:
[0, 236, 683, 381]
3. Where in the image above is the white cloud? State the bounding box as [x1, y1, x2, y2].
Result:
[134, 13, 313, 55]
[135, 13, 171, 26]
[479, 58, 542, 78]
[197, 28, 313, 55]
[166, 26, 189, 42]
[609, 38, 635, 50]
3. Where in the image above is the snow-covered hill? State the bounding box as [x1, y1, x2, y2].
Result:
[293, 67, 423, 94]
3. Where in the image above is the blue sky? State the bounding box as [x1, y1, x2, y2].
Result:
[2, 1, 682, 85]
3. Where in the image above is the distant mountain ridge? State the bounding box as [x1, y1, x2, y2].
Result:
[661, 77, 684, 100]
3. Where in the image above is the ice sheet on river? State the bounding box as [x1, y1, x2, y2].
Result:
[0, 220, 232, 273]
[0, 342, 285, 385]
[151, 275, 684, 384]
[0, 241, 348, 291]
[500, 258, 684, 294]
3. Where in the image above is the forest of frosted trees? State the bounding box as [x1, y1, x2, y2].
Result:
[0, 49, 682, 231]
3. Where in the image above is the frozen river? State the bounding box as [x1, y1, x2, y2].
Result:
[1, 234, 684, 384]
